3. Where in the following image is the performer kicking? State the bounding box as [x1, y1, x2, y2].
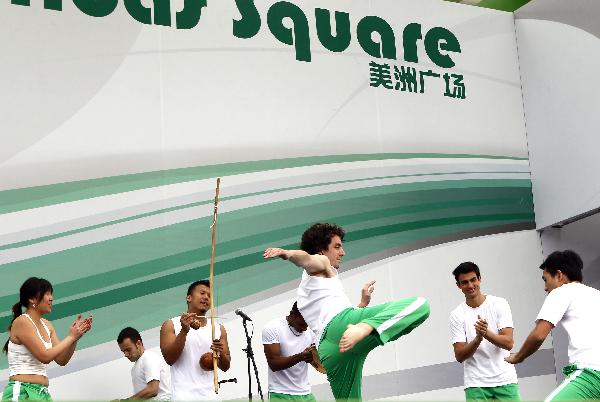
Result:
[262, 302, 317, 402]
[264, 223, 430, 401]
[160, 280, 231, 401]
[506, 250, 600, 401]
[450, 262, 520, 401]
[2, 277, 92, 401]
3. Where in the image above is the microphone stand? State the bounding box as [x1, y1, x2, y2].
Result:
[240, 316, 264, 402]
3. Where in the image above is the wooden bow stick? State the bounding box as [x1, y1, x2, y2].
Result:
[209, 178, 221, 394]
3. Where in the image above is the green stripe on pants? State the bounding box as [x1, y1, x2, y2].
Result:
[2, 381, 52, 401]
[318, 297, 430, 401]
[545, 365, 600, 401]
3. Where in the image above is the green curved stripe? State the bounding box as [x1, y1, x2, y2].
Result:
[0, 170, 529, 251]
[0, 181, 533, 297]
[0, 153, 526, 214]
[476, 0, 531, 12]
[0, 192, 530, 308]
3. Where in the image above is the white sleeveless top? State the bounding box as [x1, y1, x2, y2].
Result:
[8, 314, 53, 377]
[297, 270, 352, 346]
[170, 316, 222, 401]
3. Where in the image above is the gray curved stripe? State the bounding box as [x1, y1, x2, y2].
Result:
[337, 222, 535, 274]
[516, 0, 600, 40]
[0, 222, 534, 386]
[312, 348, 555, 400]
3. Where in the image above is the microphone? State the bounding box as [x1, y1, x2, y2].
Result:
[234, 308, 253, 321]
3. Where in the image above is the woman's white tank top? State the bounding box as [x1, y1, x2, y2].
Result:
[8, 314, 53, 377]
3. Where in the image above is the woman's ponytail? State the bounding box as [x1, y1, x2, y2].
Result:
[11, 301, 23, 321]
[3, 301, 23, 353]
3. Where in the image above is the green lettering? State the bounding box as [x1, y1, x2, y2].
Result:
[425, 27, 461, 68]
[402, 23, 422, 63]
[357, 16, 396, 60]
[11, 0, 61, 11]
[315, 8, 350, 53]
[233, 0, 261, 39]
[124, 0, 171, 26]
[73, 0, 117, 17]
[124, 0, 151, 24]
[152, 0, 171, 26]
[267, 1, 311, 62]
[175, 0, 207, 30]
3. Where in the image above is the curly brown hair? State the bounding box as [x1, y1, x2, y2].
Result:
[300, 223, 345, 254]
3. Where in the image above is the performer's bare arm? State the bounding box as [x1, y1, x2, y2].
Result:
[264, 343, 314, 372]
[12, 315, 90, 365]
[505, 320, 553, 364]
[211, 324, 231, 371]
[453, 334, 484, 363]
[126, 380, 160, 399]
[160, 313, 197, 365]
[264, 248, 332, 277]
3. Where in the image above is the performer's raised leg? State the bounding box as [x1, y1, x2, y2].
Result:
[319, 297, 430, 401]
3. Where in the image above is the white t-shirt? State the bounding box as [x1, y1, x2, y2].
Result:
[262, 317, 317, 395]
[450, 295, 518, 388]
[537, 282, 600, 371]
[131, 350, 171, 401]
[297, 270, 352, 345]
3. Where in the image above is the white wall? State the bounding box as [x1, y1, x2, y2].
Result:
[516, 0, 600, 382]
[516, 0, 600, 229]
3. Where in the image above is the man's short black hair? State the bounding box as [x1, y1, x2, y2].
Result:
[300, 223, 345, 254]
[452, 262, 481, 283]
[117, 327, 142, 344]
[540, 250, 583, 282]
[187, 279, 211, 295]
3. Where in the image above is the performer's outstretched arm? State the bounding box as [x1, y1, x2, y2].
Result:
[505, 319, 553, 364]
[264, 248, 330, 276]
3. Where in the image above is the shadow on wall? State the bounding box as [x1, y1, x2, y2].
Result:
[584, 256, 600, 289]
